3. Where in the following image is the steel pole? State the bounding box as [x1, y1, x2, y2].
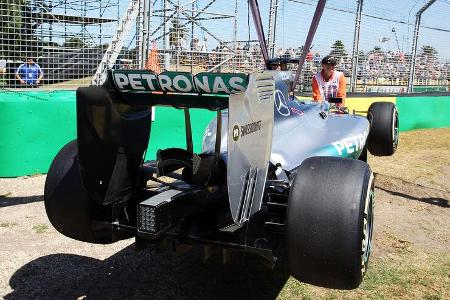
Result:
[191, 1, 195, 72]
[140, 0, 150, 69]
[136, 0, 143, 68]
[350, 0, 363, 93]
[248, 0, 269, 65]
[407, 0, 437, 93]
[233, 0, 238, 50]
[163, 0, 171, 70]
[292, 0, 327, 93]
[267, 0, 279, 58]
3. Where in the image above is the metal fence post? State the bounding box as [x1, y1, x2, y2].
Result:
[267, 0, 279, 58]
[140, 0, 151, 69]
[163, 0, 171, 71]
[407, 0, 437, 93]
[350, 0, 363, 93]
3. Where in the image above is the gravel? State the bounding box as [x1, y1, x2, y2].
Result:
[1, 128, 449, 299]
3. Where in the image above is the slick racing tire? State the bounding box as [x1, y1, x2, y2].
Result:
[286, 156, 375, 290]
[44, 140, 114, 244]
[367, 102, 399, 156]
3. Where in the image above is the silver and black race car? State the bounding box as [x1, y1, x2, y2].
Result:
[44, 0, 398, 290]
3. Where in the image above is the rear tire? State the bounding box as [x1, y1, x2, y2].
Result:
[367, 102, 399, 156]
[286, 156, 374, 289]
[44, 140, 114, 244]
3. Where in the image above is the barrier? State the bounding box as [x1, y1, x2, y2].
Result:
[0, 90, 449, 177]
[0, 90, 215, 177]
[344, 94, 450, 131]
[396, 95, 450, 131]
[0, 91, 76, 177]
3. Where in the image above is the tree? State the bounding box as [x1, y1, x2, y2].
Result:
[169, 18, 187, 49]
[368, 46, 383, 55]
[0, 0, 28, 58]
[329, 40, 347, 58]
[0, 0, 46, 60]
[420, 45, 438, 59]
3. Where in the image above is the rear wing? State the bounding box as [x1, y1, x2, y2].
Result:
[108, 70, 248, 110]
[76, 69, 274, 227]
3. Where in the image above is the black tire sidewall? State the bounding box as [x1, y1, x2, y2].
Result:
[286, 156, 374, 289]
[44, 140, 109, 243]
[367, 102, 398, 156]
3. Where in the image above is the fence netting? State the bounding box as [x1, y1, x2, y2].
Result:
[1, 0, 448, 93]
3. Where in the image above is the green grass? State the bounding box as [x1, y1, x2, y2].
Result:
[0, 222, 17, 228]
[277, 251, 450, 300]
[32, 224, 49, 234]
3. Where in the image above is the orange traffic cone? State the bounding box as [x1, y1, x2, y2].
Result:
[145, 41, 161, 73]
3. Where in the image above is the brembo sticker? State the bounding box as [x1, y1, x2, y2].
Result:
[331, 131, 368, 156]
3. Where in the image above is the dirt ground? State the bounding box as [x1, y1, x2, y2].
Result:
[0, 128, 449, 299]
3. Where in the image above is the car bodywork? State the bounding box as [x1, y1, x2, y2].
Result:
[44, 0, 398, 289]
[58, 66, 373, 251]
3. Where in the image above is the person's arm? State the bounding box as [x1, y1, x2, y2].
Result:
[15, 65, 25, 84]
[337, 73, 347, 106]
[312, 75, 322, 102]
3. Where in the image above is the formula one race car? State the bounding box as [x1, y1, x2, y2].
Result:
[44, 0, 399, 290]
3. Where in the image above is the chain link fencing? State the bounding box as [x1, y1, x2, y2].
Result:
[1, 0, 448, 93]
[0, 0, 120, 88]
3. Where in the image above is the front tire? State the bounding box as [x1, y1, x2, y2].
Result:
[286, 156, 374, 289]
[367, 102, 399, 156]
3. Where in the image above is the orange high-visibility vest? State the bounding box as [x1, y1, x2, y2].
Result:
[312, 70, 346, 103]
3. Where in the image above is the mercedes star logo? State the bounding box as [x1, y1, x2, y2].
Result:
[274, 90, 290, 116]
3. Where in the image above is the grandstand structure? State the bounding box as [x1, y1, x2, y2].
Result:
[1, 0, 449, 93]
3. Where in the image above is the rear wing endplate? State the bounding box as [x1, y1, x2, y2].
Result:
[227, 72, 275, 226]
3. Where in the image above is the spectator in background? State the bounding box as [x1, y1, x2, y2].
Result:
[191, 37, 200, 51]
[313, 52, 321, 66]
[16, 57, 44, 86]
[312, 55, 346, 105]
[276, 48, 284, 57]
[200, 37, 208, 52]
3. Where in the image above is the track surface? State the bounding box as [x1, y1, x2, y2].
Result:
[1, 128, 449, 299]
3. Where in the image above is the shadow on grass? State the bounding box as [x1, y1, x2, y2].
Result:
[377, 187, 449, 208]
[0, 195, 43, 208]
[5, 244, 290, 300]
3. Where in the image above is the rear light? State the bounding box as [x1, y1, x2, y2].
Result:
[137, 189, 181, 237]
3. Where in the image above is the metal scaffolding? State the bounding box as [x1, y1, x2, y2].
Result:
[145, 0, 255, 73]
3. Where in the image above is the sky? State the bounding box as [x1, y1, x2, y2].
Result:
[44, 0, 450, 59]
[269, 0, 450, 58]
[141, 0, 450, 59]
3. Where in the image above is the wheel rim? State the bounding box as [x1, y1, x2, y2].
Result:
[361, 174, 375, 275]
[392, 107, 399, 150]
